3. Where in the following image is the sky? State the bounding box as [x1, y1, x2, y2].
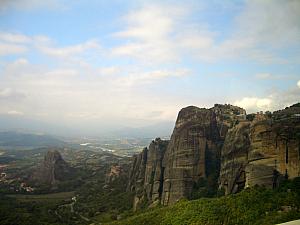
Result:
[0, 0, 300, 136]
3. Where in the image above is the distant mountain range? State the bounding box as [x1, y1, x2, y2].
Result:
[0, 114, 174, 139]
[109, 121, 174, 139]
[0, 131, 65, 149]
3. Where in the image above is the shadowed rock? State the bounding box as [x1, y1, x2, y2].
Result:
[31, 149, 75, 188]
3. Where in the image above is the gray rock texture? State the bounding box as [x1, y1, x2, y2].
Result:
[127, 103, 300, 208]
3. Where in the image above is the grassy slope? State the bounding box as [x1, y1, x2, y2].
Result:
[7, 191, 75, 202]
[107, 179, 300, 225]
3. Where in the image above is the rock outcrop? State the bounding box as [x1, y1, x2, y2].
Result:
[127, 138, 168, 210]
[219, 121, 250, 194]
[127, 103, 300, 208]
[220, 103, 300, 194]
[31, 149, 74, 187]
[105, 165, 123, 184]
[144, 138, 169, 204]
[161, 106, 222, 205]
[128, 104, 245, 207]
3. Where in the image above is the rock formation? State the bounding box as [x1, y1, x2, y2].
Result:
[31, 149, 74, 187]
[127, 138, 168, 210]
[127, 103, 300, 208]
[161, 106, 221, 205]
[105, 165, 123, 184]
[219, 103, 300, 194]
[128, 104, 245, 207]
[219, 121, 250, 194]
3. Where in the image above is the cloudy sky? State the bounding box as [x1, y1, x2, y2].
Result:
[0, 0, 300, 135]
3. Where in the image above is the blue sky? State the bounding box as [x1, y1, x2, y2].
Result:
[0, 0, 299, 134]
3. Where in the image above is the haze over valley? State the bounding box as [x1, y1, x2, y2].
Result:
[0, 1, 300, 225]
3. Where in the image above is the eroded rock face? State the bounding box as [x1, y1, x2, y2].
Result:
[127, 138, 168, 210]
[31, 149, 73, 187]
[220, 103, 300, 194]
[161, 106, 225, 205]
[127, 104, 249, 207]
[128, 103, 300, 208]
[105, 165, 123, 184]
[144, 138, 169, 203]
[219, 121, 250, 194]
[127, 147, 148, 204]
[154, 104, 246, 205]
[212, 104, 247, 139]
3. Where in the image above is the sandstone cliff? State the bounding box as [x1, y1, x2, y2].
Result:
[161, 106, 221, 205]
[127, 103, 300, 208]
[128, 104, 245, 207]
[219, 121, 250, 194]
[127, 138, 168, 210]
[220, 103, 300, 194]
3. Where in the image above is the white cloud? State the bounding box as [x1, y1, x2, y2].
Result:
[0, 88, 13, 97]
[0, 1, 299, 133]
[234, 97, 272, 112]
[7, 110, 24, 115]
[234, 82, 300, 113]
[38, 39, 101, 58]
[0, 87, 26, 100]
[112, 1, 300, 64]
[0, 58, 187, 128]
[255, 73, 272, 79]
[112, 4, 189, 63]
[178, 32, 213, 50]
[117, 69, 190, 86]
[0, 42, 27, 55]
[235, 0, 300, 47]
[0, 32, 31, 43]
[254, 72, 298, 80]
[97, 67, 120, 76]
[190, 0, 300, 63]
[44, 69, 78, 77]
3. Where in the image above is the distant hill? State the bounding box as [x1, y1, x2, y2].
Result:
[0, 131, 65, 149]
[0, 115, 174, 138]
[110, 121, 174, 139]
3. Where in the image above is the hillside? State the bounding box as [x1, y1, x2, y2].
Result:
[0, 131, 65, 149]
[107, 178, 300, 225]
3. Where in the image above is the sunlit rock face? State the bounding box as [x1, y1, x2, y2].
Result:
[160, 104, 247, 205]
[246, 105, 300, 188]
[128, 103, 300, 207]
[220, 103, 300, 194]
[161, 106, 222, 205]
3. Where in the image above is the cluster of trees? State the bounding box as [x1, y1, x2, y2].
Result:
[108, 178, 300, 225]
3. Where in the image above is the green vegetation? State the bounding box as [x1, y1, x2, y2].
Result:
[0, 146, 133, 225]
[0, 193, 72, 225]
[74, 170, 133, 223]
[7, 191, 75, 203]
[107, 178, 300, 225]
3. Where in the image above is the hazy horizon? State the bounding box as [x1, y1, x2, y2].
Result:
[1, 0, 300, 136]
